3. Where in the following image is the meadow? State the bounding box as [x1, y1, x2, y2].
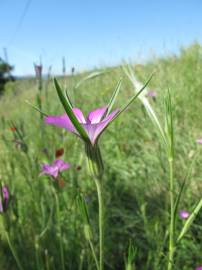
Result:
[0, 43, 202, 270]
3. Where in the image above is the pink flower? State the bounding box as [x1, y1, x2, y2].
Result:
[195, 266, 202, 270]
[179, 210, 190, 219]
[41, 159, 71, 178]
[34, 64, 42, 78]
[196, 138, 202, 144]
[146, 90, 157, 98]
[0, 185, 10, 213]
[45, 107, 119, 145]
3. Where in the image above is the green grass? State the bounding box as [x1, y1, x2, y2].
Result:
[1, 43, 202, 269]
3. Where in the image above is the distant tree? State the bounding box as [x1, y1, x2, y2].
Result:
[0, 57, 14, 94]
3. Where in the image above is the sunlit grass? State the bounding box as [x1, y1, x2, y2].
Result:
[0, 43, 202, 269]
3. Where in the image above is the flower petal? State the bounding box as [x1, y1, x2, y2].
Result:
[53, 159, 65, 168]
[45, 113, 76, 133]
[45, 108, 86, 136]
[41, 160, 71, 178]
[82, 124, 98, 143]
[146, 90, 157, 97]
[60, 163, 71, 171]
[93, 109, 120, 142]
[73, 108, 86, 123]
[83, 109, 119, 144]
[2, 186, 9, 201]
[196, 138, 202, 144]
[53, 159, 71, 172]
[196, 267, 202, 270]
[87, 107, 107, 124]
[179, 210, 190, 219]
[41, 164, 59, 178]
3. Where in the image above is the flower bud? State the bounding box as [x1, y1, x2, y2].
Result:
[85, 143, 104, 179]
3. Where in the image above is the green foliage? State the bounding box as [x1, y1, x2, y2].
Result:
[1, 43, 202, 269]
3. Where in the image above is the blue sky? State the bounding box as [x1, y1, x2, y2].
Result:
[0, 0, 202, 76]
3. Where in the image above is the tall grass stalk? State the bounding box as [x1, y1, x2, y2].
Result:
[88, 235, 100, 270]
[77, 194, 99, 269]
[35, 237, 41, 270]
[168, 157, 175, 270]
[45, 249, 50, 270]
[125, 67, 177, 269]
[5, 231, 24, 270]
[94, 178, 104, 270]
[85, 143, 104, 270]
[54, 189, 65, 270]
[165, 92, 175, 270]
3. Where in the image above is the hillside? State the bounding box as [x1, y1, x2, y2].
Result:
[0, 43, 202, 270]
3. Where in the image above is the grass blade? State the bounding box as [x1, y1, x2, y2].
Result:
[112, 72, 154, 123]
[165, 90, 174, 159]
[65, 89, 73, 109]
[76, 193, 90, 225]
[173, 152, 197, 226]
[94, 73, 153, 140]
[74, 70, 108, 89]
[9, 120, 23, 140]
[106, 78, 122, 116]
[54, 78, 90, 143]
[125, 241, 136, 270]
[173, 178, 186, 226]
[177, 199, 202, 243]
[25, 100, 48, 116]
[77, 194, 99, 270]
[124, 65, 167, 146]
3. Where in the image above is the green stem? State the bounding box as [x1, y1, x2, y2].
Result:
[95, 178, 104, 270]
[79, 249, 85, 270]
[45, 249, 50, 270]
[85, 143, 104, 270]
[168, 158, 175, 270]
[54, 190, 65, 270]
[35, 237, 41, 270]
[5, 231, 24, 270]
[89, 238, 100, 270]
